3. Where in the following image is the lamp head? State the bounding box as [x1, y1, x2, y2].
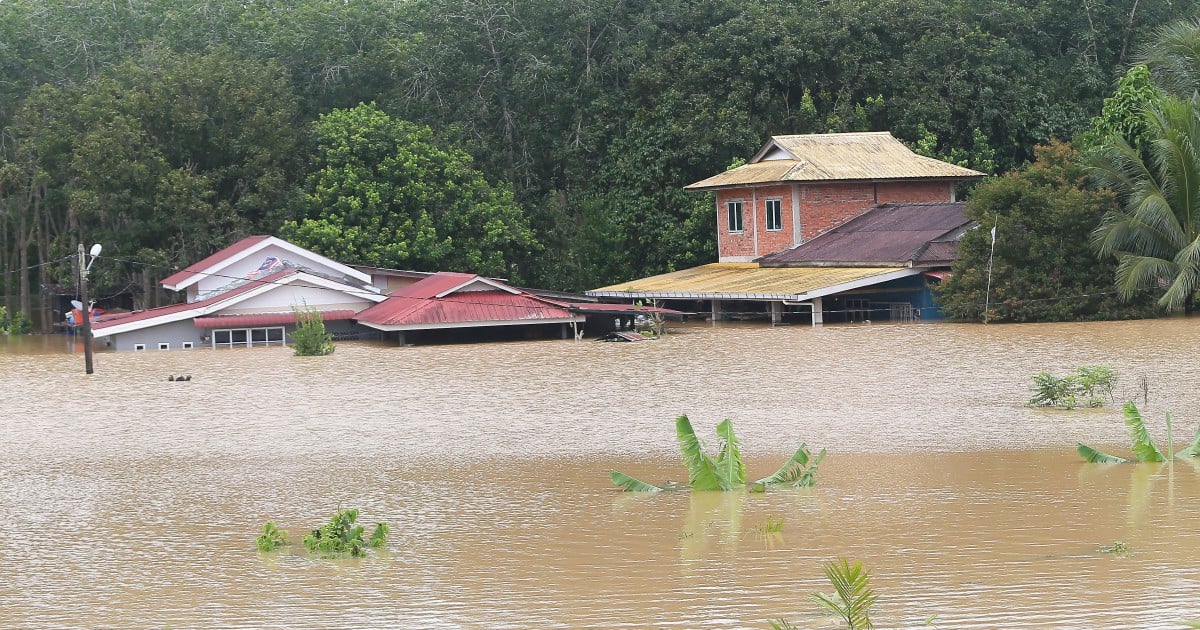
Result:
[89, 244, 102, 257]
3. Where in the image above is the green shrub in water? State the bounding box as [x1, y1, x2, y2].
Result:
[291, 304, 334, 356]
[1029, 365, 1117, 409]
[302, 507, 389, 557]
[256, 521, 288, 552]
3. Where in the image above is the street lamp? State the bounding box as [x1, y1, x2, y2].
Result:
[78, 243, 102, 374]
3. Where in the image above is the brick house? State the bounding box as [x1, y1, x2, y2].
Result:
[684, 131, 981, 262]
[589, 132, 984, 324]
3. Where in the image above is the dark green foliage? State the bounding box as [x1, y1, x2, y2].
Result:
[256, 521, 288, 552]
[938, 143, 1160, 322]
[291, 305, 334, 356]
[2, 0, 1196, 315]
[281, 103, 535, 281]
[302, 508, 389, 558]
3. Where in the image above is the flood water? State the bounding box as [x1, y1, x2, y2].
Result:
[2, 319, 1199, 629]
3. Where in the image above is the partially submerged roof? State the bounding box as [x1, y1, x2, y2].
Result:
[686, 132, 983, 190]
[758, 202, 972, 266]
[355, 272, 584, 331]
[93, 269, 384, 337]
[587, 263, 921, 301]
[162, 235, 372, 292]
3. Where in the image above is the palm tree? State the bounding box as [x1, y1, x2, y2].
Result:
[1137, 18, 1200, 100]
[1088, 94, 1200, 313]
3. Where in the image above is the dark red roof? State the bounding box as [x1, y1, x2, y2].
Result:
[93, 269, 298, 331]
[161, 235, 271, 288]
[355, 272, 579, 328]
[193, 310, 356, 328]
[758, 202, 970, 266]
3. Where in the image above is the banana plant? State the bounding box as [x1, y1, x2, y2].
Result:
[611, 415, 826, 491]
[1078, 402, 1200, 463]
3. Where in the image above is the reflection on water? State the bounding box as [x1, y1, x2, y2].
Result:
[2, 319, 1200, 628]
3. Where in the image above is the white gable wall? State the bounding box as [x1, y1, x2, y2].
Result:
[222, 282, 374, 314]
[193, 244, 361, 298]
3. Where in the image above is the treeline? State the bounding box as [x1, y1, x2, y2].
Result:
[2, 0, 1196, 328]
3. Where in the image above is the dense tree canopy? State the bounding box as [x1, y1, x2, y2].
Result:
[281, 103, 534, 280]
[938, 143, 1158, 322]
[2, 0, 1198, 327]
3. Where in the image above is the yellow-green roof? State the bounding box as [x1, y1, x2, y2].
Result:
[685, 132, 983, 190]
[588, 263, 919, 300]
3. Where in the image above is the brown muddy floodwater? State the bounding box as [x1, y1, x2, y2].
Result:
[1, 319, 1199, 629]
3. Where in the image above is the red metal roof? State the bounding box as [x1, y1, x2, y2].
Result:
[161, 235, 271, 288]
[193, 310, 356, 328]
[355, 272, 578, 328]
[93, 269, 298, 331]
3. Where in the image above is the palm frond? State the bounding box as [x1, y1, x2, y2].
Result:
[1124, 402, 1166, 462]
[610, 470, 664, 492]
[714, 418, 745, 488]
[811, 558, 877, 630]
[675, 414, 726, 491]
[1077, 443, 1131, 463]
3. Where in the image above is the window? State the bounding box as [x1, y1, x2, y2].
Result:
[134, 343, 146, 352]
[157, 342, 170, 351]
[181, 342, 194, 350]
[727, 200, 744, 232]
[212, 327, 286, 348]
[765, 198, 783, 231]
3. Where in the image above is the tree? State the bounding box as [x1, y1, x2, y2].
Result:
[1088, 95, 1200, 313]
[282, 103, 536, 280]
[938, 142, 1157, 322]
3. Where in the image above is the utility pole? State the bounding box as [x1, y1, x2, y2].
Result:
[78, 243, 95, 374]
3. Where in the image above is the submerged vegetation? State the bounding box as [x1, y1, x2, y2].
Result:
[812, 558, 878, 630]
[1077, 402, 1200, 463]
[303, 508, 389, 557]
[257, 508, 389, 557]
[256, 521, 288, 552]
[771, 558, 877, 630]
[291, 304, 335, 356]
[611, 415, 825, 492]
[1029, 365, 1117, 408]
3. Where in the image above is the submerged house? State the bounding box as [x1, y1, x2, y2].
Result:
[91, 236, 387, 350]
[588, 132, 983, 324]
[354, 271, 586, 345]
[91, 236, 597, 350]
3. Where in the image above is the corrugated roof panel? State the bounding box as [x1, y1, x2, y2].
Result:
[687, 132, 983, 189]
[93, 269, 299, 331]
[588, 263, 901, 299]
[161, 235, 271, 288]
[760, 203, 970, 265]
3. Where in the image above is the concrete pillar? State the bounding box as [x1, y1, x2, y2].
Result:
[811, 297, 824, 327]
[711, 300, 723, 324]
[769, 301, 783, 325]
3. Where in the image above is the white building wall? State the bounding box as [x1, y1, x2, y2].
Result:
[193, 245, 357, 297]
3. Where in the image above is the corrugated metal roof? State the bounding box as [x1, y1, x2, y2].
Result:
[355, 272, 582, 329]
[193, 310, 356, 328]
[588, 263, 910, 300]
[356, 290, 577, 327]
[161, 235, 271, 288]
[93, 269, 299, 332]
[686, 132, 983, 190]
[759, 203, 970, 265]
